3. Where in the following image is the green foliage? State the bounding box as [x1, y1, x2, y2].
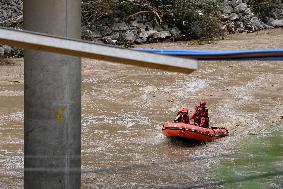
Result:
[248, 0, 279, 22]
[114, 1, 144, 19]
[82, 0, 145, 24]
[82, 0, 223, 40]
[172, 0, 222, 39]
[82, 0, 116, 24]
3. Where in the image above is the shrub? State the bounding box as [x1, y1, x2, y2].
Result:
[248, 0, 279, 22]
[172, 0, 222, 39]
[82, 0, 223, 40]
[82, 0, 143, 25]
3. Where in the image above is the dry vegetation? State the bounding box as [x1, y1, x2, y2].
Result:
[82, 0, 223, 39]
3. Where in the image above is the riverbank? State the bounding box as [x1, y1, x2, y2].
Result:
[1, 0, 283, 57]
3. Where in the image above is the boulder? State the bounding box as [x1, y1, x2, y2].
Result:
[234, 3, 248, 14]
[3, 45, 12, 55]
[223, 5, 233, 14]
[221, 14, 230, 21]
[228, 0, 242, 8]
[130, 20, 141, 27]
[261, 23, 273, 29]
[229, 13, 240, 21]
[151, 31, 171, 39]
[270, 19, 283, 27]
[109, 32, 120, 40]
[135, 38, 145, 44]
[98, 25, 112, 36]
[236, 21, 244, 30]
[245, 23, 256, 33]
[153, 24, 163, 32]
[170, 27, 182, 39]
[123, 30, 137, 42]
[227, 22, 236, 33]
[82, 29, 102, 40]
[102, 37, 117, 45]
[112, 22, 129, 31]
[0, 46, 4, 57]
[243, 7, 253, 16]
[139, 29, 156, 41]
[250, 17, 264, 29]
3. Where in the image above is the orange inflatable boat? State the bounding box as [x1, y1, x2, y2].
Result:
[162, 122, 229, 143]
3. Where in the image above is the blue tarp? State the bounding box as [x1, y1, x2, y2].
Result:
[137, 49, 283, 60]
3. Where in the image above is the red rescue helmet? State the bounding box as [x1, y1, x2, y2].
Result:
[200, 100, 207, 107]
[179, 107, 189, 113]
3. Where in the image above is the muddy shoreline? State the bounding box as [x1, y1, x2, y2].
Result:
[0, 29, 282, 188]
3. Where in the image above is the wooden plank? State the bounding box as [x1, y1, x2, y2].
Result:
[0, 27, 197, 74]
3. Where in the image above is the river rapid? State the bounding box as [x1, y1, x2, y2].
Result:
[0, 29, 282, 188]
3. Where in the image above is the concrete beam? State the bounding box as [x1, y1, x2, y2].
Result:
[0, 27, 198, 74]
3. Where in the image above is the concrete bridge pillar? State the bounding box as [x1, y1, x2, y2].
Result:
[24, 0, 81, 188]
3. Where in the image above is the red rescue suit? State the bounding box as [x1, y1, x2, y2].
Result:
[190, 106, 209, 128]
[174, 107, 190, 124]
[175, 112, 190, 124]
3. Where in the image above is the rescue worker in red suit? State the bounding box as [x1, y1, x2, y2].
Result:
[174, 107, 190, 124]
[190, 100, 209, 128]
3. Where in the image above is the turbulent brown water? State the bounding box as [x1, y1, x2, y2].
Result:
[0, 29, 282, 188]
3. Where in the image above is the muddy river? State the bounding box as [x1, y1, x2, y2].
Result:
[0, 29, 282, 188]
